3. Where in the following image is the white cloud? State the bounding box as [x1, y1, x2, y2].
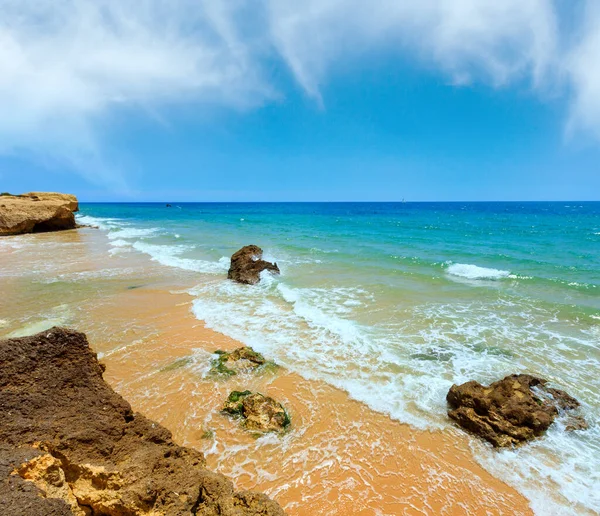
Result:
[266, 0, 559, 101]
[566, 2, 600, 141]
[0, 0, 599, 186]
[0, 0, 274, 186]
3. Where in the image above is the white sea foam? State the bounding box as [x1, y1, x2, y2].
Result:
[76, 215, 124, 230]
[132, 241, 229, 274]
[446, 262, 511, 280]
[77, 214, 229, 275]
[190, 280, 599, 515]
[107, 227, 160, 240]
[73, 210, 599, 514]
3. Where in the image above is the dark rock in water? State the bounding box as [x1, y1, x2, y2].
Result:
[223, 391, 290, 433]
[447, 374, 587, 448]
[228, 245, 280, 285]
[211, 347, 270, 376]
[166, 203, 172, 207]
[0, 328, 285, 515]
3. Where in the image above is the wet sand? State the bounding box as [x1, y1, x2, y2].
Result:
[0, 229, 533, 515]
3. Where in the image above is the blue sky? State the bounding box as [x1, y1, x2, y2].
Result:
[1, 1, 599, 201]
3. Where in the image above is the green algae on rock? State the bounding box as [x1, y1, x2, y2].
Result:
[222, 391, 290, 433]
[210, 347, 278, 377]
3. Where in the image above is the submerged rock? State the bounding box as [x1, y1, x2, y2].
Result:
[447, 374, 587, 447]
[0, 328, 285, 515]
[211, 347, 270, 376]
[223, 391, 290, 433]
[0, 192, 78, 236]
[227, 245, 280, 285]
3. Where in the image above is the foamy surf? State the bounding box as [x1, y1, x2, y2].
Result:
[191, 278, 599, 516]
[76, 214, 230, 275]
[446, 262, 511, 280]
[71, 202, 600, 516]
[132, 242, 229, 274]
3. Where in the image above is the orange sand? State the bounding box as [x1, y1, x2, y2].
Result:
[0, 229, 533, 515]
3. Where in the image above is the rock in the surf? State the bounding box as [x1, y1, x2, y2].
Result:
[0, 328, 284, 515]
[0, 192, 78, 236]
[227, 245, 280, 285]
[447, 374, 587, 447]
[211, 347, 269, 376]
[223, 391, 290, 433]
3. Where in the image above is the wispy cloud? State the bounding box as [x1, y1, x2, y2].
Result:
[0, 0, 598, 185]
[0, 0, 274, 187]
[565, 2, 600, 141]
[266, 0, 559, 101]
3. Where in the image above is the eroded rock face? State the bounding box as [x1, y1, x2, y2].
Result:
[0, 328, 285, 515]
[223, 392, 290, 433]
[227, 245, 280, 285]
[447, 374, 587, 447]
[211, 347, 269, 376]
[0, 192, 79, 236]
[24, 192, 79, 212]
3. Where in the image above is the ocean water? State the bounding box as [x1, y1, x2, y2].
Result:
[76, 202, 599, 515]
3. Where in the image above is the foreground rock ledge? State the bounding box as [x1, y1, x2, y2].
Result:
[0, 328, 285, 516]
[228, 246, 280, 285]
[0, 192, 79, 235]
[447, 374, 587, 448]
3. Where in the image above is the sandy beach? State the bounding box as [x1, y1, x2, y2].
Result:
[0, 227, 535, 515]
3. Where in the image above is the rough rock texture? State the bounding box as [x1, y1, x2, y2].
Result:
[24, 192, 79, 212]
[0, 328, 285, 515]
[0, 192, 78, 235]
[447, 374, 587, 447]
[223, 392, 290, 433]
[227, 246, 280, 285]
[211, 347, 269, 376]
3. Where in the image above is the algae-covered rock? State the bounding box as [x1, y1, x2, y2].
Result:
[223, 391, 290, 433]
[223, 390, 254, 416]
[211, 347, 276, 377]
[447, 374, 587, 447]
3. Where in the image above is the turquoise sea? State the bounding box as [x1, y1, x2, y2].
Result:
[77, 202, 600, 515]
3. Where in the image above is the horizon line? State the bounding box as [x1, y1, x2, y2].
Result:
[78, 199, 600, 204]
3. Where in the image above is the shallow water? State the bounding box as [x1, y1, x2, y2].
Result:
[0, 229, 533, 515]
[3, 201, 600, 515]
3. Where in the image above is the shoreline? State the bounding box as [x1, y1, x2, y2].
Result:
[0, 228, 534, 514]
[100, 287, 534, 515]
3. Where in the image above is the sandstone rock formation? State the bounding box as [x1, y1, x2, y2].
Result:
[0, 192, 79, 236]
[0, 328, 285, 515]
[223, 391, 290, 433]
[24, 192, 79, 212]
[211, 347, 270, 376]
[227, 246, 280, 285]
[447, 374, 587, 447]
